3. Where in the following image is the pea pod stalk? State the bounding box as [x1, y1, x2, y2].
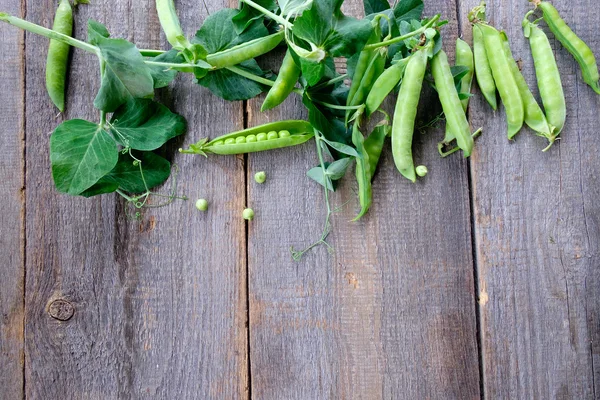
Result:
[533, 0, 600, 94]
[180, 120, 314, 156]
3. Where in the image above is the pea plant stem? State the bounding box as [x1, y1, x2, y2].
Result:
[240, 0, 293, 30]
[364, 14, 441, 51]
[225, 66, 275, 87]
[0, 13, 99, 54]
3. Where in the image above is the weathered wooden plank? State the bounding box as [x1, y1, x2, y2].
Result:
[24, 0, 247, 398]
[459, 0, 600, 398]
[247, 1, 481, 398]
[0, 0, 25, 398]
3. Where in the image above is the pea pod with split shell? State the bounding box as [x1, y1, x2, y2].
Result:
[180, 120, 314, 156]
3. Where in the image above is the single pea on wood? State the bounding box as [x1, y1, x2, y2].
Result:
[195, 199, 209, 211]
[180, 121, 314, 156]
[254, 171, 267, 184]
[243, 208, 254, 221]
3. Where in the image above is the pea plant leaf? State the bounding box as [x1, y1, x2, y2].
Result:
[148, 49, 184, 88]
[292, 0, 373, 58]
[193, 8, 268, 53]
[233, 0, 278, 33]
[82, 151, 172, 197]
[192, 9, 271, 100]
[197, 59, 270, 101]
[394, 0, 424, 24]
[50, 119, 119, 196]
[109, 99, 187, 151]
[87, 19, 110, 44]
[364, 0, 390, 15]
[90, 20, 155, 112]
[279, 0, 312, 17]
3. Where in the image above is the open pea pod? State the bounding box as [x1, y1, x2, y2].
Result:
[180, 120, 315, 156]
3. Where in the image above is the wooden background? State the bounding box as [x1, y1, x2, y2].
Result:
[0, 0, 598, 398]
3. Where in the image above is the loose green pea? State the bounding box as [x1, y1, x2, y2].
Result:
[279, 130, 291, 138]
[243, 208, 255, 221]
[195, 199, 209, 211]
[246, 134, 257, 143]
[257, 132, 267, 141]
[236, 136, 246, 144]
[267, 131, 279, 140]
[416, 165, 428, 177]
[254, 171, 267, 184]
[225, 138, 236, 145]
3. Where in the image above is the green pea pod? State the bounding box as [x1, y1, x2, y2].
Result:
[46, 0, 73, 112]
[444, 38, 474, 143]
[347, 24, 380, 106]
[501, 30, 554, 143]
[473, 23, 498, 110]
[261, 50, 301, 112]
[352, 121, 372, 221]
[181, 120, 314, 156]
[365, 60, 406, 117]
[537, 1, 600, 94]
[348, 49, 386, 109]
[364, 117, 391, 180]
[392, 48, 428, 183]
[156, 0, 193, 52]
[456, 38, 474, 111]
[523, 13, 566, 141]
[479, 24, 524, 139]
[431, 50, 474, 158]
[206, 31, 285, 69]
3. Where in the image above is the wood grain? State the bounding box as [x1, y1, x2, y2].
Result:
[247, 1, 481, 398]
[0, 0, 25, 398]
[24, 0, 248, 398]
[459, 0, 600, 398]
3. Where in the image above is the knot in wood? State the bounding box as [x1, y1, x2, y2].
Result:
[48, 299, 74, 321]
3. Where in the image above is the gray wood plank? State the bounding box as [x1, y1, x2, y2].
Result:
[24, 0, 247, 398]
[458, 0, 600, 398]
[0, 0, 25, 398]
[247, 1, 481, 398]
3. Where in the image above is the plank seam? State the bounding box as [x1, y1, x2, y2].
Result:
[20, 0, 27, 397]
[243, 100, 252, 400]
[456, 0, 485, 397]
